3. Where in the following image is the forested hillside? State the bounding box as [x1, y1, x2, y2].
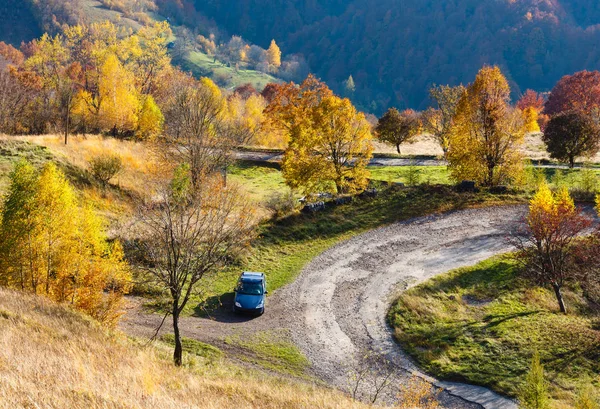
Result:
[0, 0, 42, 46]
[188, 0, 600, 113]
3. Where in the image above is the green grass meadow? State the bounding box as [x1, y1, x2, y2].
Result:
[388, 256, 600, 407]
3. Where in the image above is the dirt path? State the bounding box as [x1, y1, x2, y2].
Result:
[274, 205, 526, 409]
[121, 205, 526, 409]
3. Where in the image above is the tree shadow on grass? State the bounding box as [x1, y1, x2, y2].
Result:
[482, 310, 540, 328]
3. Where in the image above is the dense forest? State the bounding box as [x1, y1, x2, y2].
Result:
[186, 0, 600, 113]
[5, 0, 600, 114]
[0, 0, 42, 46]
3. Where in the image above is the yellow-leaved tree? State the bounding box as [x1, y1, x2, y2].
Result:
[448, 66, 525, 187]
[515, 182, 593, 314]
[267, 39, 282, 68]
[98, 53, 139, 135]
[137, 94, 164, 140]
[228, 93, 266, 145]
[522, 107, 541, 133]
[0, 161, 131, 327]
[267, 75, 373, 195]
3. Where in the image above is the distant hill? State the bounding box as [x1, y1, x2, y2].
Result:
[186, 0, 600, 113]
[0, 0, 42, 46]
[0, 0, 279, 93]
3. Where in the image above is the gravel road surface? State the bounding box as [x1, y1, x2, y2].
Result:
[122, 205, 527, 409]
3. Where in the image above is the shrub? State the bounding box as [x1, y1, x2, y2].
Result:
[404, 161, 422, 186]
[519, 351, 549, 409]
[89, 154, 123, 186]
[265, 189, 298, 217]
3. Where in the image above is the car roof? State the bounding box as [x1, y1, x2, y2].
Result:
[240, 271, 265, 281]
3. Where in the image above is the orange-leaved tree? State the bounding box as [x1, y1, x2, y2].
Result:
[0, 161, 131, 326]
[267, 75, 373, 195]
[514, 183, 593, 313]
[375, 108, 421, 155]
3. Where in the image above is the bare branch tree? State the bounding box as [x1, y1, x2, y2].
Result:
[161, 77, 254, 188]
[346, 349, 397, 404]
[136, 173, 256, 365]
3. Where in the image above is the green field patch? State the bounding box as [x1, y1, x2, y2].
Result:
[225, 329, 310, 377]
[388, 255, 600, 406]
[160, 333, 223, 361]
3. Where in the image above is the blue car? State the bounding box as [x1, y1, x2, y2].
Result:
[233, 272, 267, 315]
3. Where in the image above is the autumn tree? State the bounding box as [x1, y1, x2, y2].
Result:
[228, 93, 266, 146]
[545, 70, 600, 119]
[161, 76, 242, 188]
[233, 83, 258, 100]
[514, 183, 593, 313]
[266, 39, 281, 68]
[267, 75, 373, 194]
[375, 108, 421, 154]
[98, 53, 139, 135]
[447, 66, 525, 186]
[23, 32, 70, 134]
[517, 89, 545, 133]
[261, 83, 280, 104]
[0, 161, 131, 326]
[137, 94, 164, 140]
[126, 21, 172, 95]
[423, 84, 465, 156]
[542, 112, 600, 168]
[137, 170, 256, 366]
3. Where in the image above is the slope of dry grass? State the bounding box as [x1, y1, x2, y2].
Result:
[0, 287, 381, 409]
[11, 134, 162, 195]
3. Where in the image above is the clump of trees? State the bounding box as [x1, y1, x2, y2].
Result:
[542, 70, 600, 167]
[266, 75, 373, 195]
[0, 161, 131, 327]
[0, 21, 172, 141]
[191, 30, 306, 81]
[517, 89, 546, 133]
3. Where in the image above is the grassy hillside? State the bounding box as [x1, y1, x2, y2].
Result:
[181, 51, 279, 92]
[0, 287, 380, 409]
[388, 256, 600, 408]
[81, 0, 142, 31]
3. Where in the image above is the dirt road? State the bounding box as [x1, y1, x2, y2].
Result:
[121, 205, 526, 409]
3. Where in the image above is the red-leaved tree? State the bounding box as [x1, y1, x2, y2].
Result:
[545, 70, 600, 118]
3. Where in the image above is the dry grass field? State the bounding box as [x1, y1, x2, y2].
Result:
[0, 287, 382, 409]
[377, 133, 600, 162]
